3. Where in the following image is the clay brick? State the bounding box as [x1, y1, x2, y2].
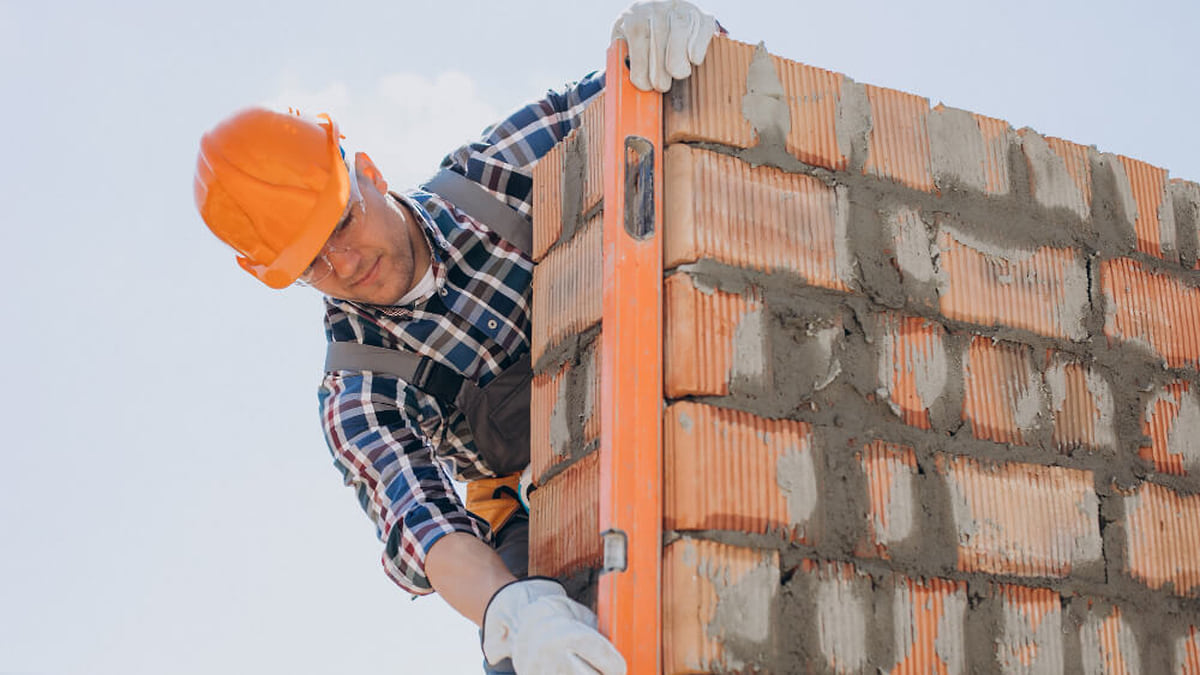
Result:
[1080, 604, 1140, 675]
[1169, 178, 1200, 270]
[579, 93, 605, 217]
[530, 214, 601, 364]
[995, 584, 1064, 674]
[929, 105, 1013, 196]
[1139, 381, 1200, 476]
[665, 36, 848, 172]
[1020, 129, 1092, 221]
[665, 401, 817, 540]
[1178, 626, 1200, 675]
[977, 113, 1015, 196]
[530, 343, 600, 482]
[664, 273, 767, 398]
[1101, 257, 1200, 369]
[528, 451, 601, 579]
[664, 144, 851, 291]
[962, 337, 1044, 445]
[1117, 154, 1177, 262]
[937, 225, 1089, 341]
[662, 538, 779, 675]
[858, 441, 918, 557]
[804, 560, 872, 675]
[531, 96, 604, 261]
[889, 576, 967, 674]
[877, 313, 949, 429]
[1046, 353, 1116, 452]
[1123, 481, 1200, 596]
[531, 127, 566, 261]
[864, 84, 935, 192]
[938, 454, 1101, 577]
[882, 206, 937, 303]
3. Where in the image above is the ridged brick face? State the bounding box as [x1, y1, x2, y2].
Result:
[864, 85, 934, 192]
[530, 214, 601, 364]
[937, 226, 1088, 341]
[1102, 257, 1200, 369]
[1118, 154, 1177, 262]
[662, 538, 779, 675]
[807, 561, 871, 674]
[1046, 354, 1116, 452]
[1080, 605, 1140, 675]
[664, 144, 851, 290]
[976, 112, 1014, 196]
[1123, 482, 1200, 596]
[962, 337, 1043, 445]
[995, 584, 1065, 673]
[529, 343, 600, 482]
[877, 314, 948, 429]
[1140, 381, 1200, 476]
[858, 441, 918, 558]
[663, 273, 766, 398]
[531, 128, 566, 261]
[530, 96, 604, 261]
[665, 401, 817, 540]
[528, 451, 600, 579]
[889, 576, 967, 674]
[664, 36, 848, 171]
[939, 455, 1101, 577]
[1179, 626, 1200, 675]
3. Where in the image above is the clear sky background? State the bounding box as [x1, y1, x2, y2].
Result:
[2, 1, 1197, 673]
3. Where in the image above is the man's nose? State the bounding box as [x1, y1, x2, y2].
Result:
[326, 247, 362, 279]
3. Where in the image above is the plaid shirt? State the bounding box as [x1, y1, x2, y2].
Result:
[317, 72, 604, 596]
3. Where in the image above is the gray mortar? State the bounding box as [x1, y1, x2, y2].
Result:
[1159, 181, 1180, 263]
[559, 128, 587, 244]
[736, 42, 811, 175]
[1089, 149, 1140, 255]
[929, 105, 990, 194]
[693, 543, 779, 672]
[530, 327, 601, 486]
[1170, 179, 1200, 268]
[836, 79, 873, 175]
[1021, 129, 1091, 222]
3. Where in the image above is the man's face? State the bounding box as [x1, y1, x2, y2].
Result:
[308, 156, 430, 306]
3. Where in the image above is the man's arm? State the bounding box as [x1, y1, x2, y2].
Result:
[425, 532, 515, 625]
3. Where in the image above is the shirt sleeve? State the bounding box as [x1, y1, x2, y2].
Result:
[318, 369, 489, 596]
[439, 70, 606, 219]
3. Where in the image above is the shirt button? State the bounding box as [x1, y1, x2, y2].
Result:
[439, 288, 448, 296]
[487, 319, 498, 330]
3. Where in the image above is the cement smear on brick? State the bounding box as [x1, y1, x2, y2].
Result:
[1166, 389, 1200, 473]
[1169, 179, 1200, 267]
[929, 105, 989, 194]
[700, 548, 779, 671]
[738, 42, 808, 173]
[776, 445, 818, 528]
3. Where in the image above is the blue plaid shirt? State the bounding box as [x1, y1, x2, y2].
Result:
[317, 72, 604, 596]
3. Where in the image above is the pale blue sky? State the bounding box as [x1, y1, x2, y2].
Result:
[2, 1, 1196, 673]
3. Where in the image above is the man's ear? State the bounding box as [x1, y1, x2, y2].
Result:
[355, 152, 388, 194]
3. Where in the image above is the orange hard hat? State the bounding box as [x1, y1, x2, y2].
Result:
[194, 107, 350, 289]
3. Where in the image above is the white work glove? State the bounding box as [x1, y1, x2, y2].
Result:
[482, 578, 626, 674]
[517, 465, 535, 512]
[611, 1, 719, 92]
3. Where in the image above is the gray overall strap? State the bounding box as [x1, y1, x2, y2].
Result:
[324, 342, 464, 408]
[324, 169, 531, 403]
[422, 168, 532, 256]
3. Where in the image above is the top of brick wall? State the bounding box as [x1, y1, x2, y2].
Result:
[667, 36, 1200, 269]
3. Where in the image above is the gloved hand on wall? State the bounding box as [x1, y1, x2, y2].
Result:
[611, 0, 720, 93]
[482, 578, 626, 674]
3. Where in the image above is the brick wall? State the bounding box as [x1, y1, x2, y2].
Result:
[528, 35, 1200, 674]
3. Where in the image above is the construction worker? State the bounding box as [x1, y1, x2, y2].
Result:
[193, 3, 717, 673]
